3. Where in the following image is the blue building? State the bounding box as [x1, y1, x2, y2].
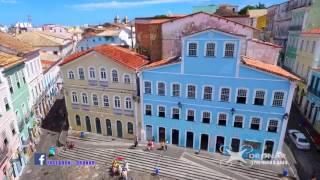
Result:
[140, 29, 299, 159]
[306, 69, 320, 133]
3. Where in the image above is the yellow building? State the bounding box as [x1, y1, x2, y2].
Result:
[247, 9, 267, 30]
[60, 45, 148, 139]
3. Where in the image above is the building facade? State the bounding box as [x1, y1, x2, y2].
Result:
[60, 45, 148, 139]
[140, 29, 298, 159]
[306, 69, 320, 133]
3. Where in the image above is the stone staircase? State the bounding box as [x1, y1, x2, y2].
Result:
[183, 152, 283, 180]
[58, 146, 232, 180]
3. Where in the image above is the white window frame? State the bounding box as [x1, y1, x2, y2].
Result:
[223, 41, 236, 58]
[99, 67, 107, 81]
[82, 92, 88, 105]
[249, 116, 262, 130]
[78, 67, 85, 80]
[68, 70, 75, 79]
[157, 105, 166, 118]
[145, 104, 152, 116]
[204, 41, 217, 57]
[217, 112, 228, 126]
[233, 114, 244, 128]
[201, 110, 211, 124]
[219, 87, 231, 102]
[187, 41, 198, 57]
[186, 84, 197, 99]
[271, 90, 287, 107]
[171, 107, 180, 119]
[88, 66, 96, 80]
[111, 68, 119, 83]
[124, 96, 133, 110]
[252, 89, 267, 106]
[123, 74, 131, 84]
[71, 91, 78, 104]
[266, 119, 280, 133]
[102, 95, 109, 107]
[235, 88, 249, 104]
[113, 96, 121, 109]
[92, 94, 99, 106]
[202, 85, 213, 101]
[157, 81, 166, 96]
[144, 80, 152, 94]
[171, 82, 181, 97]
[185, 108, 196, 121]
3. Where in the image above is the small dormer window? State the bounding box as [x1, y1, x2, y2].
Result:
[188, 42, 197, 57]
[224, 43, 235, 57]
[205, 42, 215, 57]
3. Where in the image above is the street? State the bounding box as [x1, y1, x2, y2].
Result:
[285, 104, 320, 179]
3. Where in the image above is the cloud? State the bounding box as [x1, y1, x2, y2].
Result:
[0, 0, 17, 3]
[72, 0, 210, 10]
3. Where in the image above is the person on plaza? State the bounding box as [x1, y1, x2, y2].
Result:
[165, 141, 168, 151]
[134, 136, 138, 147]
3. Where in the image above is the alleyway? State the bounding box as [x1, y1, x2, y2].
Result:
[41, 99, 68, 132]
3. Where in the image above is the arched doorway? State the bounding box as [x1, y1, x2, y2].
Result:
[85, 116, 91, 132]
[116, 121, 122, 138]
[106, 119, 112, 136]
[95, 118, 101, 134]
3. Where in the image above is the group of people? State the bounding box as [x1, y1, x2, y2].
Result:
[111, 159, 129, 179]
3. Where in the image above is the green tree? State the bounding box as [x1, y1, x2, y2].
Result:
[239, 3, 266, 15]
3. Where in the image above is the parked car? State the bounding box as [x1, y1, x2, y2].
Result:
[288, 129, 311, 150]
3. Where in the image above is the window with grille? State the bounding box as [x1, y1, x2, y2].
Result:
[188, 43, 197, 56]
[172, 84, 180, 97]
[220, 88, 230, 102]
[100, 68, 107, 80]
[158, 82, 165, 96]
[103, 96, 109, 107]
[144, 81, 151, 94]
[206, 42, 215, 57]
[79, 68, 85, 80]
[112, 70, 118, 82]
[69, 71, 74, 79]
[89, 68, 95, 79]
[4, 97, 10, 111]
[218, 113, 227, 126]
[72, 92, 78, 103]
[202, 112, 211, 124]
[224, 43, 235, 57]
[268, 120, 278, 132]
[203, 86, 213, 100]
[125, 97, 132, 109]
[236, 89, 247, 104]
[172, 108, 180, 119]
[82, 93, 88, 104]
[124, 75, 130, 84]
[92, 94, 98, 106]
[234, 115, 243, 128]
[114, 96, 121, 108]
[272, 92, 285, 107]
[158, 106, 165, 117]
[145, 105, 152, 116]
[254, 90, 265, 105]
[187, 85, 196, 99]
[187, 109, 194, 121]
[250, 117, 260, 130]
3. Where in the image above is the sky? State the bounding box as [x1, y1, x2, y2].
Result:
[0, 0, 286, 26]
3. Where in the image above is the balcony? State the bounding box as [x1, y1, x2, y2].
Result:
[0, 146, 9, 167]
[88, 80, 98, 86]
[99, 81, 108, 87]
[113, 108, 122, 115]
[124, 109, 134, 117]
[81, 104, 90, 111]
[289, 25, 302, 31]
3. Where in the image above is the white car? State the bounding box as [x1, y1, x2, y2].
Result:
[288, 129, 311, 150]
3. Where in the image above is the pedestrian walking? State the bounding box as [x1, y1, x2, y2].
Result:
[134, 135, 138, 147]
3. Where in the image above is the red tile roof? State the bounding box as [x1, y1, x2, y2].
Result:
[302, 28, 320, 35]
[143, 57, 181, 69]
[241, 56, 300, 81]
[60, 45, 149, 70]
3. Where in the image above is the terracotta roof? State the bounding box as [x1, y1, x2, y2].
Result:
[241, 56, 300, 81]
[41, 60, 55, 71]
[16, 32, 66, 47]
[143, 56, 181, 69]
[249, 39, 282, 48]
[0, 32, 36, 54]
[302, 28, 320, 35]
[0, 52, 24, 68]
[60, 45, 149, 70]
